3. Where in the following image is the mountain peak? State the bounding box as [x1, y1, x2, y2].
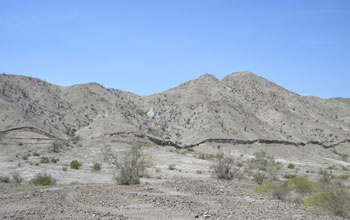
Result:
[197, 73, 218, 81]
[221, 71, 260, 81]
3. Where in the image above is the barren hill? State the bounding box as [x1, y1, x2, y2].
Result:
[1, 72, 350, 219]
[1, 72, 349, 145]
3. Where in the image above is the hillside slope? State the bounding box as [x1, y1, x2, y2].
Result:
[1, 72, 350, 145]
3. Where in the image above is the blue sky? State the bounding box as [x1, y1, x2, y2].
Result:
[0, 0, 349, 98]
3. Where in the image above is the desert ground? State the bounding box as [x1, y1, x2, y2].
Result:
[1, 72, 350, 219]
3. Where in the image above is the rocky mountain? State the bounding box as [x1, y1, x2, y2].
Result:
[1, 72, 350, 145]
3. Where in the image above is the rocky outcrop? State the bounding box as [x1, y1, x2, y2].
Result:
[0, 126, 71, 146]
[110, 131, 350, 150]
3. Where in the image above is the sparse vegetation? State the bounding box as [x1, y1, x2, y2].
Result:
[21, 89, 28, 98]
[196, 170, 203, 174]
[70, 160, 83, 169]
[22, 153, 30, 160]
[249, 151, 281, 182]
[211, 152, 237, 180]
[114, 145, 146, 185]
[40, 157, 50, 164]
[51, 158, 59, 163]
[197, 152, 216, 161]
[283, 174, 297, 179]
[168, 164, 176, 170]
[92, 163, 101, 171]
[253, 171, 267, 184]
[287, 177, 315, 195]
[0, 176, 10, 183]
[318, 169, 334, 183]
[12, 172, 23, 185]
[341, 154, 349, 162]
[304, 182, 350, 218]
[287, 163, 295, 169]
[52, 141, 63, 153]
[31, 173, 56, 186]
[255, 171, 350, 218]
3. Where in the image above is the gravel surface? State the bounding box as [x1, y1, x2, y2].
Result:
[0, 180, 344, 220]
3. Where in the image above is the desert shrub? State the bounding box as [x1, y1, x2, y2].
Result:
[92, 163, 101, 171]
[211, 152, 237, 180]
[22, 154, 30, 160]
[32, 152, 40, 156]
[287, 163, 295, 169]
[168, 164, 176, 170]
[255, 181, 279, 194]
[340, 154, 349, 162]
[22, 89, 28, 98]
[64, 125, 76, 137]
[271, 183, 290, 200]
[283, 174, 297, 179]
[52, 141, 63, 153]
[12, 172, 23, 185]
[197, 152, 216, 161]
[304, 182, 350, 218]
[287, 177, 315, 195]
[40, 157, 50, 164]
[186, 148, 194, 153]
[114, 145, 146, 185]
[337, 175, 350, 180]
[318, 169, 334, 183]
[253, 171, 267, 184]
[70, 160, 83, 169]
[51, 158, 59, 163]
[255, 181, 289, 200]
[31, 173, 56, 186]
[0, 176, 10, 183]
[249, 151, 281, 181]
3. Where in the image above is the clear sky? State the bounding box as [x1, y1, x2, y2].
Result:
[0, 0, 349, 98]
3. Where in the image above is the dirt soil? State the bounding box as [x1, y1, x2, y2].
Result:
[0, 180, 342, 220]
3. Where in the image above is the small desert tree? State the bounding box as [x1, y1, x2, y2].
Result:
[114, 145, 146, 185]
[249, 151, 281, 182]
[211, 151, 239, 180]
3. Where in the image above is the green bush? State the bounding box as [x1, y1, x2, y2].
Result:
[255, 181, 289, 200]
[114, 145, 146, 185]
[287, 177, 315, 195]
[304, 182, 350, 218]
[70, 160, 83, 169]
[92, 163, 101, 171]
[287, 163, 295, 169]
[255, 181, 279, 194]
[32, 173, 56, 186]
